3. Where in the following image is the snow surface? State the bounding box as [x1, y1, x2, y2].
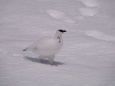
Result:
[0, 0, 115, 86]
[47, 9, 76, 23]
[80, 0, 99, 7]
[85, 30, 115, 42]
[79, 7, 98, 16]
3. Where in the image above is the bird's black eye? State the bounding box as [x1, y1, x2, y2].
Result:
[59, 30, 66, 32]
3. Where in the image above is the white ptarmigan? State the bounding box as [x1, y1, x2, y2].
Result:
[23, 29, 66, 65]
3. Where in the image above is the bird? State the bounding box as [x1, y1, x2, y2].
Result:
[23, 29, 66, 65]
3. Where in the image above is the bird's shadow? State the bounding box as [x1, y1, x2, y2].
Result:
[24, 56, 64, 66]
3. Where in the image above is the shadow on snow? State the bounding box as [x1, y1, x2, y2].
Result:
[24, 56, 64, 66]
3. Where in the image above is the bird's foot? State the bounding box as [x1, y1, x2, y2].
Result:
[50, 62, 58, 66]
[39, 59, 44, 63]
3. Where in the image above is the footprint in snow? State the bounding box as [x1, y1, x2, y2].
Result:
[80, 0, 99, 7]
[85, 30, 115, 42]
[46, 9, 75, 23]
[79, 7, 98, 17]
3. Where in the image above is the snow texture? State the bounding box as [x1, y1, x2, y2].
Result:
[79, 7, 98, 16]
[80, 0, 99, 7]
[85, 30, 115, 42]
[47, 9, 76, 23]
[0, 0, 115, 86]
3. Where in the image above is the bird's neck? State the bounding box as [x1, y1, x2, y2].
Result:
[55, 31, 63, 43]
[55, 31, 62, 38]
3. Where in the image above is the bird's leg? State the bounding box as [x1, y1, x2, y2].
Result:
[48, 57, 54, 65]
[39, 55, 44, 63]
[48, 55, 57, 66]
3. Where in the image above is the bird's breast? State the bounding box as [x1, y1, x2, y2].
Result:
[36, 38, 63, 55]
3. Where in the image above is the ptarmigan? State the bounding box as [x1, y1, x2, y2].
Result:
[23, 29, 66, 65]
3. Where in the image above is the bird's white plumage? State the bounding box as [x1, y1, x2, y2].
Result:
[33, 37, 63, 56]
[23, 29, 66, 64]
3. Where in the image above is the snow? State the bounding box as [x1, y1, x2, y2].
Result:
[0, 0, 115, 86]
[80, 0, 99, 7]
[47, 9, 76, 23]
[79, 7, 98, 16]
[85, 30, 115, 42]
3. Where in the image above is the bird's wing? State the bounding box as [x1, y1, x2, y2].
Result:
[26, 40, 39, 51]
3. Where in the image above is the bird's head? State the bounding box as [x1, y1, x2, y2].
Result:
[55, 29, 66, 37]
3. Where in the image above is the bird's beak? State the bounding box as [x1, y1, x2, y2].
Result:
[63, 30, 67, 33]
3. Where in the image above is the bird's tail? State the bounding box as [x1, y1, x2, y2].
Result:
[23, 42, 37, 51]
[23, 48, 28, 51]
